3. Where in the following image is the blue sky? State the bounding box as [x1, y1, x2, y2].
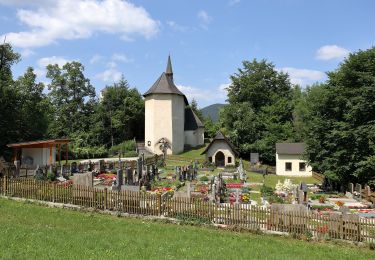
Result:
[0, 0, 374, 107]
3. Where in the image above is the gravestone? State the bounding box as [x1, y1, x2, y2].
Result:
[348, 183, 354, 193]
[250, 153, 259, 165]
[121, 185, 140, 192]
[72, 172, 93, 187]
[116, 169, 123, 189]
[126, 167, 133, 185]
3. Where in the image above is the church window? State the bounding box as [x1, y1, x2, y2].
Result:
[147, 141, 151, 146]
[228, 157, 232, 163]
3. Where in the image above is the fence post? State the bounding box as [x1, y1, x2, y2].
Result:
[52, 182, 56, 203]
[104, 188, 108, 210]
[3, 177, 7, 196]
[157, 193, 162, 216]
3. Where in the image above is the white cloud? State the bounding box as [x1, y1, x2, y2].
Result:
[38, 56, 70, 68]
[34, 56, 73, 79]
[197, 10, 212, 29]
[112, 53, 133, 63]
[90, 54, 103, 64]
[1, 0, 159, 48]
[166, 21, 189, 32]
[279, 67, 326, 86]
[96, 68, 122, 82]
[177, 83, 228, 103]
[315, 45, 350, 60]
[20, 48, 35, 58]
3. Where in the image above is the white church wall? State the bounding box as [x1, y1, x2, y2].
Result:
[185, 128, 205, 147]
[196, 127, 205, 146]
[144, 94, 185, 155]
[171, 94, 185, 154]
[184, 130, 197, 147]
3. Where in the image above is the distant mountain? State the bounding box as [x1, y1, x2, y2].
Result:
[201, 103, 225, 122]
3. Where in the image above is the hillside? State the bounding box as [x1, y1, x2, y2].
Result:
[201, 103, 225, 122]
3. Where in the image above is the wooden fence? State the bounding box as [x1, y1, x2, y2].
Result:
[1, 177, 374, 243]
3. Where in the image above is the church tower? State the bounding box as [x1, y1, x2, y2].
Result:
[143, 56, 186, 155]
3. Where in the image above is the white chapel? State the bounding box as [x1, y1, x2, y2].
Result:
[143, 56, 204, 155]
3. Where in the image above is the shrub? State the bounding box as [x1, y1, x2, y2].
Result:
[319, 196, 326, 204]
[108, 140, 136, 157]
[199, 176, 209, 182]
[260, 185, 274, 197]
[47, 171, 55, 182]
[267, 195, 284, 204]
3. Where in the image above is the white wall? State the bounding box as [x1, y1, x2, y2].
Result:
[185, 128, 204, 148]
[22, 147, 56, 166]
[276, 153, 312, 176]
[205, 140, 236, 166]
[171, 94, 185, 154]
[144, 94, 185, 155]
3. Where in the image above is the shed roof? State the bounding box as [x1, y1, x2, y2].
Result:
[185, 107, 204, 131]
[276, 142, 306, 155]
[7, 139, 70, 148]
[201, 131, 239, 156]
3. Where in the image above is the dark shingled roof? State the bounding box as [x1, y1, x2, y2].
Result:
[201, 131, 239, 156]
[276, 143, 306, 155]
[185, 107, 204, 131]
[143, 56, 185, 97]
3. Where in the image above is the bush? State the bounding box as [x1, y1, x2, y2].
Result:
[260, 185, 274, 197]
[199, 176, 209, 182]
[108, 140, 136, 157]
[47, 171, 55, 182]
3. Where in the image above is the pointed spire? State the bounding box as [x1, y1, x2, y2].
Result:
[166, 55, 173, 76]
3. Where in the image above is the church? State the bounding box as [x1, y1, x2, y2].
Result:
[143, 56, 204, 155]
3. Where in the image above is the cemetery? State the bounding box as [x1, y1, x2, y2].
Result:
[1, 142, 375, 245]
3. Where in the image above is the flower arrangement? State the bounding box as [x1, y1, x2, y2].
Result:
[275, 179, 294, 194]
[241, 193, 251, 203]
[335, 201, 344, 207]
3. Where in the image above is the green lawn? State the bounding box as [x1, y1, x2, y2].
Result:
[175, 144, 208, 159]
[0, 198, 373, 259]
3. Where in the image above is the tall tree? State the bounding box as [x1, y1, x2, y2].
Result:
[304, 47, 375, 186]
[95, 76, 144, 147]
[46, 61, 96, 138]
[0, 43, 21, 156]
[189, 98, 204, 121]
[14, 67, 49, 141]
[221, 59, 297, 163]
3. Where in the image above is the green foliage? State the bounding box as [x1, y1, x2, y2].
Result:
[203, 116, 220, 139]
[303, 47, 375, 185]
[47, 171, 55, 182]
[46, 61, 96, 139]
[199, 176, 209, 182]
[108, 140, 136, 157]
[189, 98, 204, 121]
[95, 77, 145, 146]
[221, 59, 298, 164]
[260, 185, 274, 197]
[0, 44, 48, 157]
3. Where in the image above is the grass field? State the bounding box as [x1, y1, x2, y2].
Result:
[0, 198, 373, 259]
